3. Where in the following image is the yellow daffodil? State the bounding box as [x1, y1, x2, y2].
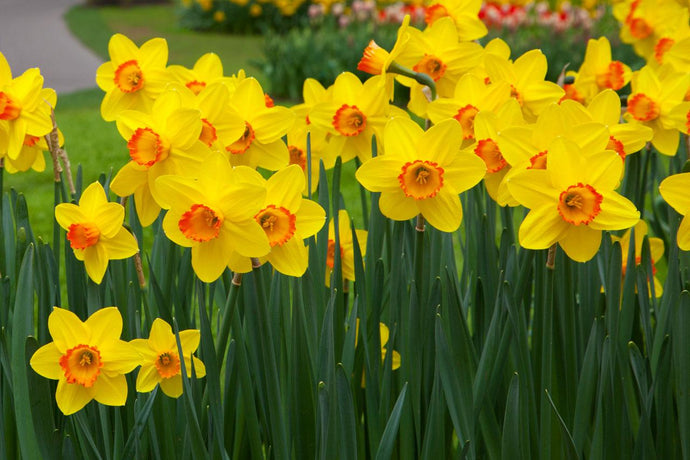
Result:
[507, 138, 639, 262]
[0, 52, 55, 160]
[168, 52, 233, 95]
[394, 17, 484, 116]
[226, 77, 295, 170]
[2, 131, 61, 173]
[156, 153, 270, 283]
[96, 34, 170, 121]
[659, 33, 690, 71]
[424, 0, 488, 41]
[623, 65, 690, 155]
[30, 307, 140, 415]
[325, 210, 367, 287]
[566, 37, 632, 104]
[356, 118, 486, 232]
[131, 318, 205, 398]
[285, 123, 325, 195]
[427, 73, 511, 145]
[615, 0, 688, 59]
[227, 165, 326, 276]
[611, 220, 664, 296]
[309, 73, 407, 164]
[110, 90, 212, 226]
[484, 49, 565, 122]
[55, 182, 139, 284]
[659, 172, 690, 250]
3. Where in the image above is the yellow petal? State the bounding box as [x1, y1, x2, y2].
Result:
[225, 219, 270, 258]
[139, 37, 168, 69]
[660, 173, 690, 215]
[384, 117, 423, 162]
[252, 107, 296, 143]
[518, 205, 570, 249]
[101, 340, 142, 375]
[192, 238, 233, 282]
[48, 307, 88, 353]
[651, 126, 679, 156]
[559, 226, 603, 262]
[266, 165, 304, 212]
[93, 373, 128, 407]
[505, 169, 555, 209]
[589, 192, 639, 231]
[30, 342, 63, 380]
[160, 375, 183, 398]
[678, 215, 690, 251]
[85, 307, 122, 348]
[83, 243, 109, 284]
[179, 329, 201, 355]
[56, 378, 95, 415]
[416, 191, 463, 233]
[101, 228, 139, 259]
[108, 33, 139, 65]
[54, 203, 87, 232]
[295, 199, 326, 238]
[267, 237, 308, 277]
[378, 190, 418, 222]
[136, 364, 161, 393]
[355, 157, 404, 192]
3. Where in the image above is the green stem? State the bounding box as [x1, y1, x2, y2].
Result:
[215, 272, 242, 369]
[539, 245, 556, 458]
[414, 214, 425, 301]
[387, 62, 437, 101]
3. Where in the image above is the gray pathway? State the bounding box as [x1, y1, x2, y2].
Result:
[0, 0, 103, 94]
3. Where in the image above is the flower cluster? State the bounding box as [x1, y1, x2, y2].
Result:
[30, 308, 205, 415]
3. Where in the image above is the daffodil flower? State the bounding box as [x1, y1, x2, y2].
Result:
[55, 182, 139, 284]
[507, 138, 640, 262]
[424, 0, 488, 41]
[356, 117, 486, 232]
[324, 210, 367, 287]
[168, 52, 233, 95]
[30, 307, 141, 415]
[96, 34, 170, 121]
[131, 318, 206, 398]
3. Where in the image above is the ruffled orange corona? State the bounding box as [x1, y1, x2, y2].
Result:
[557, 183, 603, 225]
[398, 161, 444, 199]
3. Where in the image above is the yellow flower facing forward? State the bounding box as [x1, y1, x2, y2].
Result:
[110, 90, 213, 226]
[506, 138, 640, 262]
[611, 220, 665, 296]
[156, 153, 271, 282]
[226, 77, 295, 170]
[309, 73, 408, 164]
[623, 65, 690, 155]
[30, 307, 141, 415]
[424, 0, 488, 41]
[659, 172, 690, 250]
[96, 34, 170, 121]
[0, 52, 55, 160]
[567, 37, 632, 104]
[55, 182, 139, 284]
[356, 118, 486, 232]
[325, 210, 367, 287]
[168, 53, 233, 96]
[131, 318, 206, 398]
[483, 49, 565, 122]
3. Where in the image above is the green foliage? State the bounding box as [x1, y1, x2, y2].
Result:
[258, 18, 399, 99]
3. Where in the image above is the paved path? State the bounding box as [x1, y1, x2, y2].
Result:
[0, 0, 103, 94]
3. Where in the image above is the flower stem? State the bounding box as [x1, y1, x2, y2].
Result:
[215, 272, 242, 368]
[387, 62, 437, 101]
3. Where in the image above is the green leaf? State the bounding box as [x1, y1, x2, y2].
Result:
[502, 374, 522, 460]
[336, 365, 358, 460]
[375, 382, 408, 460]
[545, 390, 578, 460]
[673, 291, 690, 458]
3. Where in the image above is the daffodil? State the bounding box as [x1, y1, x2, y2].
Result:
[659, 172, 690, 250]
[567, 37, 632, 103]
[394, 17, 484, 116]
[611, 220, 664, 296]
[325, 210, 367, 287]
[356, 118, 486, 232]
[30, 307, 141, 415]
[110, 89, 213, 226]
[285, 123, 325, 194]
[506, 138, 640, 262]
[96, 34, 170, 121]
[227, 165, 326, 276]
[2, 132, 56, 173]
[225, 78, 295, 170]
[131, 318, 205, 398]
[424, 0, 488, 41]
[427, 73, 511, 144]
[614, 0, 688, 59]
[623, 65, 690, 155]
[156, 153, 270, 283]
[168, 52, 233, 95]
[0, 52, 55, 160]
[483, 49, 565, 122]
[55, 181, 139, 284]
[309, 73, 407, 164]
